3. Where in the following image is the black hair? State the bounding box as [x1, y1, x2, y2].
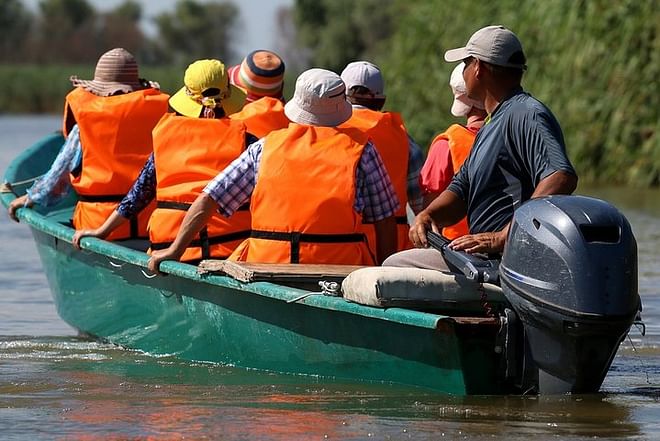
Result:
[346, 86, 386, 111]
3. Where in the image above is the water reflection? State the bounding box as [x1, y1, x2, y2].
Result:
[1, 336, 655, 440]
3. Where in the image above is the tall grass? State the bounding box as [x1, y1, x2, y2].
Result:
[0, 65, 183, 114]
[380, 0, 659, 186]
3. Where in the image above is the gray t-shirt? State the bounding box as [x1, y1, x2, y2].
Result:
[448, 89, 576, 234]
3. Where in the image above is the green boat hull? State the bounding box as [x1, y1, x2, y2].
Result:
[3, 133, 512, 395]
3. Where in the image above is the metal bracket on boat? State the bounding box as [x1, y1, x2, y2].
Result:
[286, 280, 341, 303]
[633, 310, 646, 336]
[108, 259, 126, 269]
[141, 269, 158, 279]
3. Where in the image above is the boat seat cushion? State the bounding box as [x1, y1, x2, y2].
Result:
[341, 267, 507, 313]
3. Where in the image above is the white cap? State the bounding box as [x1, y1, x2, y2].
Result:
[444, 25, 527, 70]
[449, 62, 485, 117]
[340, 61, 385, 98]
[284, 68, 353, 127]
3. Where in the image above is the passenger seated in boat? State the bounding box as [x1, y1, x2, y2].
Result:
[73, 58, 256, 263]
[227, 50, 290, 139]
[384, 25, 578, 270]
[419, 61, 487, 239]
[338, 61, 424, 254]
[147, 68, 399, 273]
[7, 48, 169, 244]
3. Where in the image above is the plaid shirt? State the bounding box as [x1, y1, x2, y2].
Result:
[204, 137, 400, 223]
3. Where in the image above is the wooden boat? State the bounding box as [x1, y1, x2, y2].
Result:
[1, 132, 515, 395]
[2, 133, 640, 395]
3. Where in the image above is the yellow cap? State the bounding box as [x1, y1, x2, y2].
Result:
[169, 59, 246, 117]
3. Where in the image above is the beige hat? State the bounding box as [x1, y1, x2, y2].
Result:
[444, 25, 527, 70]
[340, 61, 385, 98]
[449, 62, 485, 117]
[284, 68, 352, 127]
[169, 59, 246, 117]
[70, 48, 147, 96]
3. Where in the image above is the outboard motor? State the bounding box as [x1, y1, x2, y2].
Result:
[500, 195, 640, 394]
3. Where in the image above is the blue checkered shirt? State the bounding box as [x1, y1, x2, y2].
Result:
[204, 138, 400, 223]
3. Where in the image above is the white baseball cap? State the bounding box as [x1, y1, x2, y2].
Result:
[449, 62, 485, 117]
[340, 61, 385, 98]
[284, 68, 353, 127]
[444, 25, 527, 70]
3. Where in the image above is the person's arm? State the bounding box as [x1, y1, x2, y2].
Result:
[147, 193, 218, 273]
[8, 126, 82, 222]
[409, 189, 466, 248]
[72, 155, 156, 249]
[115, 154, 157, 218]
[448, 170, 578, 254]
[531, 170, 577, 197]
[357, 142, 400, 263]
[147, 140, 263, 273]
[72, 210, 128, 249]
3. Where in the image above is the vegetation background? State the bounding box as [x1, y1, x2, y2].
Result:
[1, 0, 658, 186]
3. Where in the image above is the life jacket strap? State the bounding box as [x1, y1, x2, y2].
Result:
[157, 200, 250, 211]
[77, 194, 125, 202]
[250, 230, 366, 264]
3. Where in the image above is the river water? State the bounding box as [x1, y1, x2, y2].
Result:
[0, 115, 659, 440]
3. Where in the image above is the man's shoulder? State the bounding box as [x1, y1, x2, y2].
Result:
[506, 92, 553, 118]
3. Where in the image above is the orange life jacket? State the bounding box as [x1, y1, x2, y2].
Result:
[229, 124, 375, 265]
[65, 87, 168, 240]
[430, 124, 477, 239]
[229, 96, 290, 139]
[149, 113, 251, 262]
[340, 108, 411, 253]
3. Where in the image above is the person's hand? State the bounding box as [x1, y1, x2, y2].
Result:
[147, 248, 181, 275]
[449, 230, 507, 254]
[8, 195, 32, 222]
[409, 210, 437, 248]
[72, 229, 102, 250]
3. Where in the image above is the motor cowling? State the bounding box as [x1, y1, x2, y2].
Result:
[500, 195, 640, 393]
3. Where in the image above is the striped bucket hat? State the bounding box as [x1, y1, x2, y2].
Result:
[70, 48, 147, 97]
[228, 50, 285, 102]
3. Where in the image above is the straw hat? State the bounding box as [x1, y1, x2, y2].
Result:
[70, 48, 146, 97]
[283, 68, 352, 127]
[169, 59, 246, 117]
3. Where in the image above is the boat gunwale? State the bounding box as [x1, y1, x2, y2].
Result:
[2, 138, 457, 332]
[0, 132, 502, 329]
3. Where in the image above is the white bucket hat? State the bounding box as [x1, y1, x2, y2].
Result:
[284, 68, 352, 127]
[449, 62, 485, 117]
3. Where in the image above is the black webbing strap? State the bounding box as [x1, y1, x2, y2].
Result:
[250, 230, 365, 264]
[199, 226, 210, 259]
[150, 230, 251, 252]
[153, 200, 251, 257]
[77, 194, 126, 203]
[157, 200, 251, 212]
[129, 216, 138, 239]
[396, 216, 408, 225]
[157, 201, 192, 210]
